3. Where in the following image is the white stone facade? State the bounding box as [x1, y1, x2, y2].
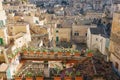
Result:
[0, 0, 7, 45]
[0, 0, 7, 26]
[8, 24, 31, 79]
[87, 28, 107, 55]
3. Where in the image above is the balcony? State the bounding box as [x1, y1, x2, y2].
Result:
[19, 47, 90, 61]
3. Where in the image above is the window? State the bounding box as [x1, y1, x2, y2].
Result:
[56, 36, 59, 42]
[38, 37, 40, 39]
[57, 24, 62, 28]
[0, 38, 3, 45]
[56, 30, 59, 33]
[36, 20, 39, 24]
[85, 33, 87, 36]
[0, 20, 4, 27]
[10, 39, 14, 43]
[100, 39, 102, 42]
[96, 38, 98, 41]
[10, 32, 12, 35]
[23, 6, 26, 8]
[74, 32, 79, 36]
[115, 62, 119, 69]
[0, 51, 3, 54]
[11, 27, 13, 29]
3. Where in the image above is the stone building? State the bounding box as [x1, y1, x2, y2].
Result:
[0, 0, 7, 45]
[109, 13, 120, 76]
[72, 24, 96, 43]
[54, 23, 72, 45]
[87, 27, 109, 56]
[7, 22, 31, 51]
[0, 0, 7, 26]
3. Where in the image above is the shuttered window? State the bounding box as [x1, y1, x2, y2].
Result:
[0, 38, 3, 45]
[0, 20, 4, 27]
[56, 36, 59, 42]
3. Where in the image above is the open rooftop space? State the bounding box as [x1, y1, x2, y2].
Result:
[13, 48, 120, 80]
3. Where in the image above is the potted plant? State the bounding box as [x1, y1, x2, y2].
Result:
[24, 48, 30, 56]
[25, 72, 33, 80]
[42, 48, 48, 55]
[54, 66, 61, 80]
[49, 48, 55, 55]
[86, 49, 93, 57]
[15, 77, 22, 80]
[22, 47, 28, 54]
[35, 49, 40, 56]
[70, 49, 75, 56]
[65, 49, 71, 56]
[54, 48, 59, 54]
[36, 71, 44, 80]
[28, 47, 34, 55]
[57, 49, 63, 56]
[38, 48, 43, 56]
[74, 50, 80, 57]
[15, 76, 22, 80]
[65, 71, 72, 80]
[75, 71, 83, 80]
[62, 48, 66, 56]
[54, 48, 61, 57]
